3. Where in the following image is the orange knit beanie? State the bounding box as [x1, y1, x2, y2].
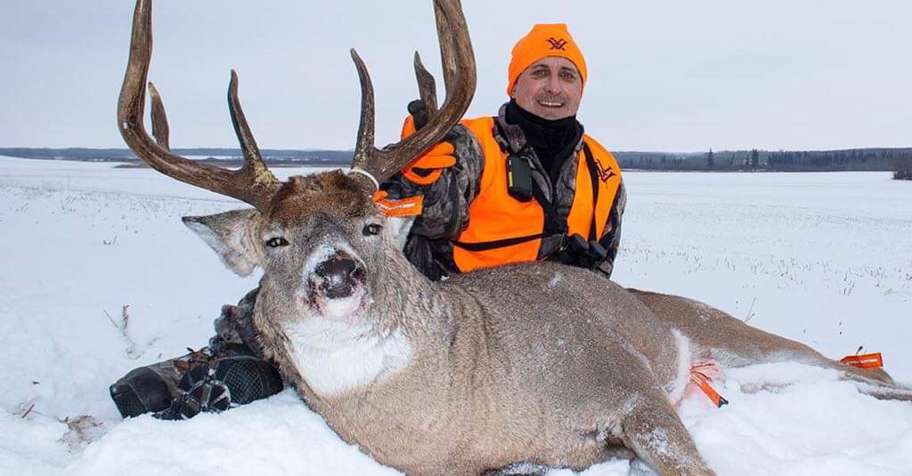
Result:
[506, 24, 587, 96]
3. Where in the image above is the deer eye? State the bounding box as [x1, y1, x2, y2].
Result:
[265, 237, 289, 248]
[362, 223, 383, 236]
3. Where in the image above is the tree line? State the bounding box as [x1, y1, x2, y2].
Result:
[894, 157, 912, 180]
[615, 148, 912, 180]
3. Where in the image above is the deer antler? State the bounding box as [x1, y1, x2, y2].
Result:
[118, 0, 280, 211]
[414, 52, 439, 114]
[349, 0, 476, 191]
[147, 82, 170, 149]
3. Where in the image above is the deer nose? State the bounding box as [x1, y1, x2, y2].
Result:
[313, 252, 365, 299]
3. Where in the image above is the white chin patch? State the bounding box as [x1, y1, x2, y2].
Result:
[283, 319, 412, 397]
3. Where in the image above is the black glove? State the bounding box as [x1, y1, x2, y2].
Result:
[408, 99, 431, 130]
[555, 234, 608, 270]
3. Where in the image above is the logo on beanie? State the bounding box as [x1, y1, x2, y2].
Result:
[547, 37, 568, 51]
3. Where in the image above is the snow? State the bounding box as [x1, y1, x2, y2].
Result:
[1, 156, 910, 475]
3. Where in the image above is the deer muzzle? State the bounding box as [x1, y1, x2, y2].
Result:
[309, 250, 367, 301]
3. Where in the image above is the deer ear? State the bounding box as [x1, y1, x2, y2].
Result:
[182, 209, 262, 277]
[385, 216, 415, 251]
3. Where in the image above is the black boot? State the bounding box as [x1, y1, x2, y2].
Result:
[109, 348, 209, 418]
[109, 367, 172, 418]
[111, 344, 284, 420]
[156, 343, 284, 420]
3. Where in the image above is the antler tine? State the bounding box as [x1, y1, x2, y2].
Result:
[227, 69, 281, 192]
[147, 82, 170, 150]
[349, 0, 476, 189]
[117, 0, 278, 211]
[433, 0, 459, 96]
[413, 52, 438, 115]
[349, 48, 376, 187]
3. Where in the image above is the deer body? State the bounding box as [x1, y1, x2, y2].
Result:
[180, 175, 909, 475]
[247, 234, 707, 475]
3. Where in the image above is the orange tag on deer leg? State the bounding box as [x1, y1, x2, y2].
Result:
[689, 361, 729, 408]
[840, 352, 884, 369]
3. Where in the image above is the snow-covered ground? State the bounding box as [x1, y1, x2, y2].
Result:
[1, 156, 910, 475]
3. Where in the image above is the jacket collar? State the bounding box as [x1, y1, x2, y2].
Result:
[493, 102, 585, 155]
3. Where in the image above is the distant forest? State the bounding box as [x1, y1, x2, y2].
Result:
[2, 146, 911, 180]
[615, 147, 910, 171]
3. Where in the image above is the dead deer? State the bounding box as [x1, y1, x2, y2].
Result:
[117, 1, 911, 475]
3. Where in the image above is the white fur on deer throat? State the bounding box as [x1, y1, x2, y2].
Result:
[664, 329, 692, 405]
[283, 317, 412, 397]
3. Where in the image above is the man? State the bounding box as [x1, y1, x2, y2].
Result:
[385, 23, 625, 281]
[109, 23, 624, 419]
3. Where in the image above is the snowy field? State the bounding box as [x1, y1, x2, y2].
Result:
[1, 156, 910, 475]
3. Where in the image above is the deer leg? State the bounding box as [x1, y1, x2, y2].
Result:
[839, 372, 912, 401]
[619, 399, 715, 476]
[629, 289, 907, 393]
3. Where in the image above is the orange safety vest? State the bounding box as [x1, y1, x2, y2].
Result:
[453, 116, 622, 272]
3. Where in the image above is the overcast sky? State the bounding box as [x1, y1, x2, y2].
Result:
[2, 0, 910, 152]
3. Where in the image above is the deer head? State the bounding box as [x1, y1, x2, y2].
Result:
[117, 0, 475, 327]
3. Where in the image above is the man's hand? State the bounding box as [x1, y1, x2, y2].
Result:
[400, 99, 457, 185]
[555, 234, 608, 271]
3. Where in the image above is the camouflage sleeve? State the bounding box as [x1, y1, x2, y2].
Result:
[594, 181, 626, 278]
[381, 123, 485, 240]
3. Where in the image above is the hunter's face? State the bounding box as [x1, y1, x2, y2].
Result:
[511, 56, 583, 120]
